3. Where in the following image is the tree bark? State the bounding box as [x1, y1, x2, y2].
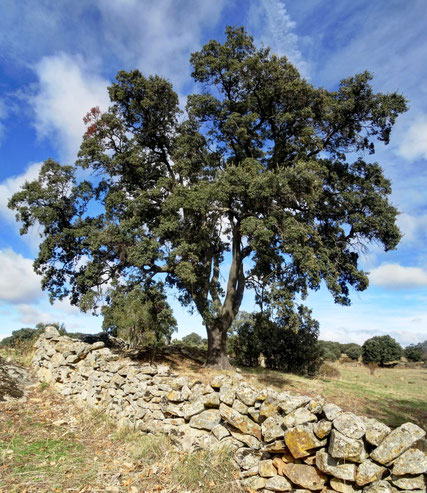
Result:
[205, 318, 232, 369]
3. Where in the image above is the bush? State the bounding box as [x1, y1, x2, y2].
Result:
[404, 343, 423, 362]
[231, 306, 323, 376]
[181, 333, 207, 348]
[342, 343, 362, 360]
[318, 363, 341, 378]
[318, 341, 342, 361]
[362, 335, 403, 366]
[0, 327, 43, 347]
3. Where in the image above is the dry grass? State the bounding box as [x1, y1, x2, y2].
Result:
[0, 382, 242, 493]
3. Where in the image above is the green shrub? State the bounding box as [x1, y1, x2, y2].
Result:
[318, 341, 342, 361]
[403, 343, 423, 362]
[362, 335, 403, 366]
[231, 306, 323, 376]
[342, 343, 362, 360]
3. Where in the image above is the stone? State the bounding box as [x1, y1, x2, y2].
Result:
[314, 420, 332, 439]
[203, 392, 220, 408]
[189, 409, 221, 431]
[316, 450, 357, 481]
[211, 374, 232, 389]
[330, 478, 358, 493]
[279, 395, 311, 415]
[262, 440, 289, 454]
[363, 480, 395, 493]
[283, 407, 317, 428]
[273, 457, 287, 475]
[392, 449, 427, 475]
[282, 463, 326, 491]
[241, 476, 267, 490]
[308, 399, 325, 414]
[240, 466, 259, 478]
[262, 417, 286, 442]
[323, 404, 343, 421]
[390, 474, 426, 490]
[284, 425, 327, 459]
[229, 429, 260, 449]
[183, 397, 205, 420]
[362, 418, 392, 447]
[333, 413, 366, 439]
[234, 448, 262, 470]
[265, 475, 292, 491]
[260, 396, 280, 421]
[44, 326, 60, 339]
[249, 407, 261, 422]
[219, 403, 261, 440]
[212, 424, 230, 441]
[219, 385, 235, 406]
[259, 459, 278, 477]
[370, 423, 426, 465]
[329, 429, 366, 462]
[237, 386, 258, 406]
[356, 460, 387, 486]
[232, 398, 248, 415]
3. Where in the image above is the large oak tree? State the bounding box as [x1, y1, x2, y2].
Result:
[9, 27, 407, 368]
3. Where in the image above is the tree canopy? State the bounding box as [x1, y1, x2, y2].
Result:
[9, 27, 407, 368]
[362, 335, 403, 366]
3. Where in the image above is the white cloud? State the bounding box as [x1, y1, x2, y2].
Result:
[396, 115, 427, 162]
[0, 249, 43, 304]
[248, 0, 308, 76]
[370, 263, 427, 289]
[16, 303, 52, 325]
[0, 162, 42, 223]
[397, 212, 427, 245]
[31, 53, 110, 161]
[0, 162, 44, 249]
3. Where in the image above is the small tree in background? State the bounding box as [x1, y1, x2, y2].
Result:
[318, 341, 342, 361]
[404, 343, 423, 362]
[181, 332, 207, 347]
[102, 283, 176, 350]
[342, 343, 362, 360]
[362, 335, 403, 366]
[231, 306, 322, 376]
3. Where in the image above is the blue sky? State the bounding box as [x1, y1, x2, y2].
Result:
[0, 0, 426, 346]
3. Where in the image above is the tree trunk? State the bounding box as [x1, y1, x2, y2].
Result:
[206, 319, 232, 369]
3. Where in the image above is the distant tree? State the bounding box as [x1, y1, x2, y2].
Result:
[319, 340, 342, 361]
[403, 343, 423, 362]
[362, 335, 403, 366]
[231, 306, 322, 376]
[0, 327, 42, 346]
[342, 343, 362, 360]
[181, 332, 203, 346]
[9, 27, 407, 368]
[102, 283, 176, 349]
[36, 322, 67, 335]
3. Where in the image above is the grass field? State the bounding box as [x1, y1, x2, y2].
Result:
[1, 345, 426, 492]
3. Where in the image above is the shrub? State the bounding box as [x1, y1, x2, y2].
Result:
[0, 327, 43, 347]
[318, 363, 341, 378]
[318, 341, 342, 361]
[362, 335, 403, 366]
[231, 306, 323, 376]
[403, 343, 423, 362]
[342, 343, 362, 360]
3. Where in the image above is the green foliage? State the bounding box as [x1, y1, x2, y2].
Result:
[102, 283, 176, 349]
[0, 327, 42, 346]
[8, 26, 407, 367]
[404, 343, 423, 362]
[341, 343, 362, 360]
[319, 340, 343, 361]
[231, 306, 323, 376]
[181, 332, 207, 347]
[362, 335, 403, 366]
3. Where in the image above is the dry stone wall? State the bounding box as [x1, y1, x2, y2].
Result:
[32, 327, 427, 493]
